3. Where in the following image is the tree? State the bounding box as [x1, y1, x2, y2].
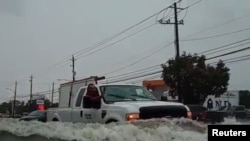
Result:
[162, 52, 230, 104]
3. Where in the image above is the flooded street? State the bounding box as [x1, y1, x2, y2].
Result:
[1, 118, 248, 141]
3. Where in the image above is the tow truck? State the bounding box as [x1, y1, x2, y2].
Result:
[46, 76, 192, 123]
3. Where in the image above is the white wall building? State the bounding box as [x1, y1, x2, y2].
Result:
[203, 91, 240, 110]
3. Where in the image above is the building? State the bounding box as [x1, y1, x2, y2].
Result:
[203, 91, 240, 110]
[142, 79, 169, 100]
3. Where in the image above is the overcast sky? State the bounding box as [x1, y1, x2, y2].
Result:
[1, 0, 250, 103]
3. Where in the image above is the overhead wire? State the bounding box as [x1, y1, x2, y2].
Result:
[100, 0, 198, 76]
[209, 54, 250, 65]
[104, 37, 250, 82]
[105, 41, 250, 83]
[106, 64, 162, 79]
[103, 70, 162, 84]
[13, 2, 181, 83]
[197, 38, 250, 55]
[12, 0, 249, 86]
[203, 41, 250, 56]
[181, 13, 250, 39]
[206, 46, 250, 60]
[73, 1, 183, 58]
[181, 27, 250, 41]
[103, 42, 174, 76]
[74, 23, 157, 60]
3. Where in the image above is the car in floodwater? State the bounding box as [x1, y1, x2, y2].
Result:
[202, 105, 250, 123]
[186, 105, 207, 121]
[19, 110, 46, 122]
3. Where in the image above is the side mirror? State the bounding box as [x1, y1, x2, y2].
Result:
[83, 96, 101, 109]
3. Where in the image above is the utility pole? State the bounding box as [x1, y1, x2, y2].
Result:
[68, 55, 76, 107]
[29, 75, 33, 112]
[159, 2, 184, 103]
[72, 55, 76, 82]
[12, 81, 17, 118]
[51, 82, 54, 107]
[173, 2, 180, 58]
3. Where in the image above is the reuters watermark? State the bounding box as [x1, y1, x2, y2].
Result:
[208, 125, 249, 140]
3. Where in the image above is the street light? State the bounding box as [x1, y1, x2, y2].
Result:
[57, 79, 71, 82]
[6, 88, 14, 93]
[6, 88, 15, 118]
[6, 81, 17, 118]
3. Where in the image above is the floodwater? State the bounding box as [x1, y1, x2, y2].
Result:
[0, 118, 248, 141]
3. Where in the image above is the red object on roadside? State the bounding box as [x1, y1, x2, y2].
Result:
[38, 104, 44, 111]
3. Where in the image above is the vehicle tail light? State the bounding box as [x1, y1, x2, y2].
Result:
[126, 113, 139, 121]
[187, 111, 192, 119]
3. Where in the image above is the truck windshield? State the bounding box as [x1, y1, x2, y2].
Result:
[100, 85, 157, 103]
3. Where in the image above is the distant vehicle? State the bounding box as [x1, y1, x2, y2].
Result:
[204, 105, 250, 123]
[186, 105, 207, 121]
[46, 76, 192, 124]
[19, 110, 46, 122]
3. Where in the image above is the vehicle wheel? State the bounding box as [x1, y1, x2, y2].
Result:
[52, 118, 58, 122]
[105, 119, 118, 124]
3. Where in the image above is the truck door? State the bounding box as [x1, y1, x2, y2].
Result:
[72, 88, 87, 123]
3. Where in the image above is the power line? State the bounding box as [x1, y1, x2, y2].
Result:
[16, 91, 59, 98]
[204, 41, 250, 56]
[106, 55, 250, 84]
[197, 38, 250, 55]
[105, 45, 250, 83]
[104, 37, 250, 83]
[206, 46, 250, 60]
[102, 1, 224, 80]
[75, 23, 156, 60]
[106, 65, 161, 79]
[73, 2, 182, 58]
[101, 0, 202, 77]
[103, 42, 173, 76]
[209, 54, 250, 65]
[14, 3, 250, 85]
[14, 3, 178, 83]
[181, 12, 250, 40]
[181, 27, 250, 41]
[104, 70, 162, 84]
[222, 56, 250, 64]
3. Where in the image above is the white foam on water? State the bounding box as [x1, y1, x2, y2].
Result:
[0, 117, 247, 141]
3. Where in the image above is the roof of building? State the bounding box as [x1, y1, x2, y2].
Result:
[142, 79, 166, 87]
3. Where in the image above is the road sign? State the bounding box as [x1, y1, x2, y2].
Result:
[36, 99, 44, 105]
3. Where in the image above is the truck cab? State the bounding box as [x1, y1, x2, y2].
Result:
[46, 77, 192, 123]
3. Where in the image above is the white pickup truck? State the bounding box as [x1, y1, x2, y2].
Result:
[47, 77, 192, 124]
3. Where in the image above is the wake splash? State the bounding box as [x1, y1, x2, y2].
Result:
[0, 118, 242, 141]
